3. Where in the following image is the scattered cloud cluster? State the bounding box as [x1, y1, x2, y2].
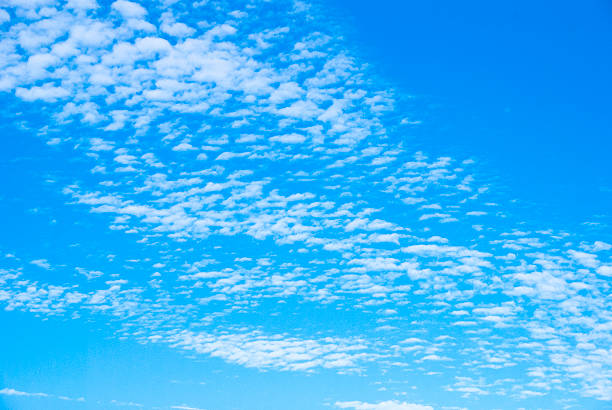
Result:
[0, 0, 610, 408]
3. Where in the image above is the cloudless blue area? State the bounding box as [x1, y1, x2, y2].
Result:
[327, 0, 612, 223]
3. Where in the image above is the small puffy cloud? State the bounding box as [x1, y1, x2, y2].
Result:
[335, 400, 433, 410]
[135, 36, 172, 55]
[172, 142, 197, 151]
[114, 154, 137, 165]
[0, 387, 48, 397]
[581, 241, 612, 252]
[160, 13, 195, 38]
[30, 259, 51, 269]
[171, 406, 204, 410]
[162, 22, 195, 37]
[269, 82, 304, 103]
[419, 213, 451, 221]
[167, 330, 371, 372]
[205, 23, 237, 39]
[15, 84, 69, 102]
[568, 250, 599, 268]
[278, 100, 321, 120]
[270, 133, 306, 144]
[66, 0, 98, 10]
[596, 265, 612, 276]
[0, 9, 10, 24]
[593, 241, 612, 251]
[111, 0, 146, 18]
[109, 399, 143, 407]
[402, 244, 490, 259]
[76, 267, 103, 279]
[89, 138, 114, 151]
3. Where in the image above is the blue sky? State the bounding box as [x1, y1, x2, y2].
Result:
[0, 1, 610, 410]
[327, 0, 612, 221]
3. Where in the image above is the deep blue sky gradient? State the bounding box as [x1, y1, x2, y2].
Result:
[327, 0, 612, 223]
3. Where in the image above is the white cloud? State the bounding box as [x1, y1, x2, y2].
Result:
[582, 240, 612, 252]
[30, 259, 51, 269]
[167, 330, 373, 372]
[111, 0, 146, 19]
[568, 250, 599, 268]
[0, 9, 10, 24]
[335, 400, 433, 410]
[596, 265, 612, 276]
[66, 0, 98, 10]
[0, 387, 48, 397]
[0, 0, 610, 405]
[270, 133, 306, 144]
[15, 84, 69, 102]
